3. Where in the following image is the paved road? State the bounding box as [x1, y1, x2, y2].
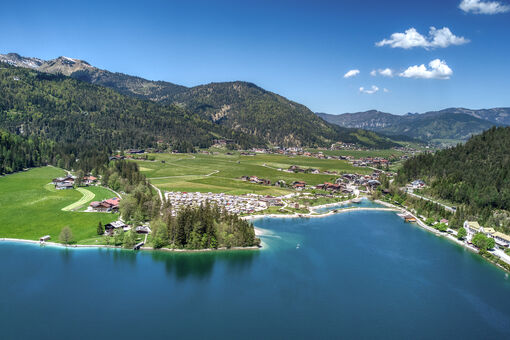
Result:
[406, 191, 456, 213]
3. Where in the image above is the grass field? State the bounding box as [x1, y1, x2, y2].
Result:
[135, 153, 372, 195]
[0, 167, 118, 243]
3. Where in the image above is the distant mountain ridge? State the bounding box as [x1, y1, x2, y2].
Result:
[0, 52, 398, 148]
[317, 108, 510, 143]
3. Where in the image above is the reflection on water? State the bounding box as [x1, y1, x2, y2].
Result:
[149, 249, 259, 281]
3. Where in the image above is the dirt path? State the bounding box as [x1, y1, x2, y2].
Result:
[61, 188, 94, 211]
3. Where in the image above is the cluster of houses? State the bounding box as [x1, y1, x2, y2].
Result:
[89, 197, 121, 213]
[409, 179, 426, 190]
[164, 191, 283, 215]
[463, 221, 510, 248]
[103, 220, 151, 235]
[313, 173, 381, 193]
[285, 165, 321, 174]
[351, 157, 390, 168]
[52, 175, 98, 190]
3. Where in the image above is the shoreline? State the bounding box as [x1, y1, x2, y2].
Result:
[3, 200, 508, 270]
[0, 237, 261, 253]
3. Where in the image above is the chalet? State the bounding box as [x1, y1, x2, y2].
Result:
[90, 201, 113, 212]
[492, 232, 510, 248]
[83, 176, 98, 185]
[305, 168, 320, 174]
[136, 226, 151, 234]
[52, 176, 75, 185]
[440, 219, 449, 225]
[89, 197, 121, 212]
[55, 182, 74, 190]
[411, 179, 426, 189]
[105, 221, 128, 234]
[289, 165, 304, 173]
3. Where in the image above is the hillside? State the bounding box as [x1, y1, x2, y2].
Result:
[0, 53, 188, 101]
[0, 64, 263, 150]
[318, 108, 506, 143]
[0, 52, 397, 148]
[397, 126, 510, 233]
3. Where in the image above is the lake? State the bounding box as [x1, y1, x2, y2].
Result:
[2, 209, 510, 339]
[313, 197, 383, 213]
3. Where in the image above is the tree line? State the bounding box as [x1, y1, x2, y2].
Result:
[396, 126, 510, 233]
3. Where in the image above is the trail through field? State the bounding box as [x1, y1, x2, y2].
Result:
[149, 170, 219, 180]
[61, 188, 94, 211]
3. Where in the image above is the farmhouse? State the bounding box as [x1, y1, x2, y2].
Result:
[55, 182, 74, 190]
[83, 176, 97, 185]
[292, 181, 306, 190]
[136, 226, 152, 234]
[105, 221, 128, 234]
[89, 197, 121, 212]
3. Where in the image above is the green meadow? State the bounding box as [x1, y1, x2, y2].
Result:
[135, 152, 371, 195]
[0, 167, 118, 243]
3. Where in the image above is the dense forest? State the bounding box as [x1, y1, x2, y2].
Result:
[0, 129, 54, 174]
[150, 202, 260, 249]
[1, 57, 398, 149]
[162, 81, 398, 148]
[397, 126, 510, 232]
[0, 64, 261, 150]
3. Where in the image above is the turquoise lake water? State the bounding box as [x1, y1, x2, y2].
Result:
[313, 197, 382, 213]
[2, 209, 510, 339]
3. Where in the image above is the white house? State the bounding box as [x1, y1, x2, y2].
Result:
[463, 221, 483, 242]
[492, 232, 510, 248]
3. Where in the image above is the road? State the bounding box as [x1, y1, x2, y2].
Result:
[406, 190, 456, 213]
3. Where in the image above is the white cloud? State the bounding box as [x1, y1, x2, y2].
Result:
[376, 27, 469, 49]
[359, 85, 379, 94]
[344, 69, 360, 78]
[370, 68, 394, 77]
[459, 0, 510, 14]
[383, 88, 390, 93]
[370, 68, 393, 77]
[379, 68, 394, 77]
[399, 59, 453, 79]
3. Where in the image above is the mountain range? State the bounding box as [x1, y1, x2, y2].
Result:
[317, 108, 510, 144]
[0, 53, 397, 149]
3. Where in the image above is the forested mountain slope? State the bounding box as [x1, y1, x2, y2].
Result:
[0, 64, 261, 149]
[1, 53, 398, 148]
[397, 126, 510, 231]
[318, 109, 506, 143]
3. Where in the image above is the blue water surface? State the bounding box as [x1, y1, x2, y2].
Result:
[1, 210, 510, 339]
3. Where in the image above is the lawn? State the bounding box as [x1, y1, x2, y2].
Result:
[0, 167, 118, 243]
[134, 153, 371, 194]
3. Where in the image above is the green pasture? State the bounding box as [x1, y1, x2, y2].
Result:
[0, 167, 117, 243]
[135, 153, 371, 194]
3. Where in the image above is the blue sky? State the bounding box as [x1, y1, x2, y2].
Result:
[1, 0, 509, 114]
